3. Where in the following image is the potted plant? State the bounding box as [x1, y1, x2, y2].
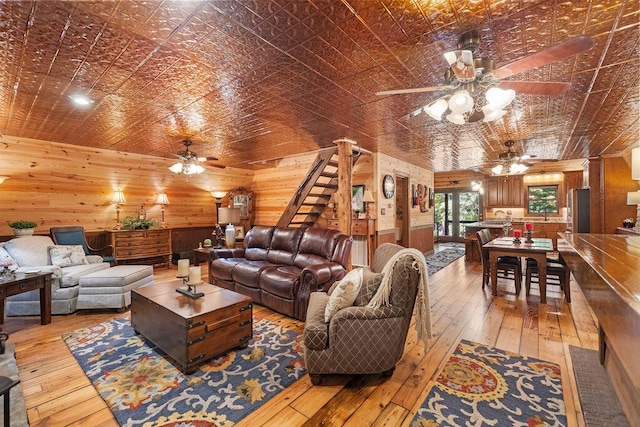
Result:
[122, 217, 158, 230]
[9, 220, 38, 237]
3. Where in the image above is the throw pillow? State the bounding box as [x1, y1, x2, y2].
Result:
[48, 245, 88, 267]
[324, 268, 363, 323]
[354, 267, 384, 306]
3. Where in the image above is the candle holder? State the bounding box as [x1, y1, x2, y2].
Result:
[176, 275, 204, 299]
[525, 230, 534, 243]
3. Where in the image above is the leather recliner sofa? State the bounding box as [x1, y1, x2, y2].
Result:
[209, 225, 352, 321]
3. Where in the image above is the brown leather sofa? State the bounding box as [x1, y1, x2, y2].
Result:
[209, 226, 352, 321]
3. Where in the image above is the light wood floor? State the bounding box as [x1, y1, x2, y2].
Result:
[4, 254, 597, 426]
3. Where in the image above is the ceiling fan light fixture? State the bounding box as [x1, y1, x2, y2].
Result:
[448, 90, 474, 114]
[169, 163, 184, 173]
[481, 105, 507, 122]
[424, 98, 449, 120]
[183, 163, 205, 175]
[446, 112, 466, 125]
[509, 163, 528, 174]
[485, 87, 515, 110]
[491, 164, 504, 174]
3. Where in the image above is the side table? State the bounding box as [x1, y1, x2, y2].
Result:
[0, 272, 52, 325]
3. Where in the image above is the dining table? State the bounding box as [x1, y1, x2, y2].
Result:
[483, 237, 555, 303]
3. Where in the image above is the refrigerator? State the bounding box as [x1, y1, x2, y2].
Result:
[568, 188, 590, 233]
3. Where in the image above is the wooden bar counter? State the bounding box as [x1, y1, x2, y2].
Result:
[557, 233, 640, 425]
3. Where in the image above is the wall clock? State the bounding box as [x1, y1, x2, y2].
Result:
[382, 175, 395, 199]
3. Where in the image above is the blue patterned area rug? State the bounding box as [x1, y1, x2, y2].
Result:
[425, 248, 465, 275]
[63, 318, 306, 426]
[411, 340, 567, 427]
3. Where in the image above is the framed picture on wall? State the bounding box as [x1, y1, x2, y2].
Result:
[352, 184, 365, 213]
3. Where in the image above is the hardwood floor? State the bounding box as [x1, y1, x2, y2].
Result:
[4, 256, 597, 426]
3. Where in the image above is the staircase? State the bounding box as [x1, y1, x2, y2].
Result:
[276, 147, 363, 228]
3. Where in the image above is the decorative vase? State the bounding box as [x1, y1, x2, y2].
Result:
[12, 228, 35, 237]
[225, 223, 236, 249]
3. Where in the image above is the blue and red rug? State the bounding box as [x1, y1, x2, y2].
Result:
[63, 318, 306, 426]
[411, 340, 567, 427]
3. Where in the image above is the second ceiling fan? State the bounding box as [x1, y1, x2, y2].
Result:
[376, 30, 594, 124]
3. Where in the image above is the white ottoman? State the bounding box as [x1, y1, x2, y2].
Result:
[77, 265, 154, 310]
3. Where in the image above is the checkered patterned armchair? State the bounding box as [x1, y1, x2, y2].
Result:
[303, 243, 420, 385]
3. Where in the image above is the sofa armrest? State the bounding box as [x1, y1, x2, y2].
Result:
[296, 262, 345, 320]
[16, 265, 62, 279]
[86, 255, 104, 264]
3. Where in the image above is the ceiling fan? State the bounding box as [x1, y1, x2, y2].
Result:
[376, 30, 594, 123]
[491, 140, 557, 174]
[169, 140, 225, 175]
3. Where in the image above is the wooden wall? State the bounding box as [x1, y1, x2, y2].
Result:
[0, 135, 253, 237]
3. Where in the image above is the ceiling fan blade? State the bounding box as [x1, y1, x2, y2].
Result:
[198, 156, 219, 161]
[497, 80, 571, 96]
[492, 35, 594, 80]
[376, 85, 451, 96]
[205, 162, 226, 169]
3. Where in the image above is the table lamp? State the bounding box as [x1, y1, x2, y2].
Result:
[627, 190, 640, 229]
[362, 189, 375, 218]
[218, 207, 241, 249]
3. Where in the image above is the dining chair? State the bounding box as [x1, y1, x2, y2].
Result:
[475, 229, 522, 294]
[50, 226, 115, 265]
[524, 257, 571, 303]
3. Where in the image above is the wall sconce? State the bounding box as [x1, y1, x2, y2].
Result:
[156, 193, 170, 228]
[632, 147, 640, 180]
[111, 190, 126, 230]
[218, 207, 241, 249]
[362, 189, 375, 218]
[0, 176, 7, 185]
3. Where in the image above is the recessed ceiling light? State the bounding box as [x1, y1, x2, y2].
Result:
[69, 94, 93, 106]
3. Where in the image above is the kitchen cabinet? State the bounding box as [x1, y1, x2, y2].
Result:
[485, 176, 523, 208]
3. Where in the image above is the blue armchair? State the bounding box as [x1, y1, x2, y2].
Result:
[50, 226, 115, 265]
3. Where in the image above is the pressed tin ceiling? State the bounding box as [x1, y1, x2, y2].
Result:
[0, 0, 638, 172]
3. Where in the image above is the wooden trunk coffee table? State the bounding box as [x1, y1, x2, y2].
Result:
[131, 281, 252, 374]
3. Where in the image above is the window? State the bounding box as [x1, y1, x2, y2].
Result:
[527, 185, 559, 215]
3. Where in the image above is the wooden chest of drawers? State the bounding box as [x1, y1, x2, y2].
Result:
[108, 229, 172, 268]
[131, 281, 253, 374]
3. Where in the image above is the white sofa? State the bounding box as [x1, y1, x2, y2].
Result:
[1, 236, 111, 315]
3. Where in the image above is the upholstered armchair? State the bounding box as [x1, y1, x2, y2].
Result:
[50, 226, 114, 264]
[303, 243, 429, 385]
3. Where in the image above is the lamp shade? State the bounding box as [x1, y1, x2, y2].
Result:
[156, 192, 170, 205]
[632, 147, 640, 180]
[111, 190, 126, 205]
[218, 207, 241, 224]
[424, 98, 448, 121]
[211, 191, 227, 199]
[627, 191, 640, 205]
[485, 87, 515, 110]
[448, 90, 474, 114]
[362, 189, 375, 203]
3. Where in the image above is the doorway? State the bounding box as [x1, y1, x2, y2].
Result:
[395, 175, 409, 247]
[434, 190, 481, 242]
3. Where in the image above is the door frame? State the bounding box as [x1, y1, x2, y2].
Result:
[435, 188, 483, 243]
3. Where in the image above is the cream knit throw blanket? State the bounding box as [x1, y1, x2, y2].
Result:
[367, 248, 432, 350]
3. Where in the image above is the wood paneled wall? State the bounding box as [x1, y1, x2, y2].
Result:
[375, 152, 434, 233]
[0, 135, 253, 236]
